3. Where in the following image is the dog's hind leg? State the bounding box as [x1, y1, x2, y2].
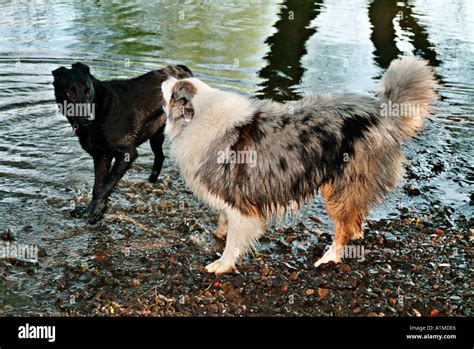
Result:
[315, 183, 367, 267]
[148, 128, 165, 183]
[213, 211, 228, 239]
[205, 208, 266, 274]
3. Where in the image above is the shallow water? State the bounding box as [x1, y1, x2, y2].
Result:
[0, 0, 472, 315]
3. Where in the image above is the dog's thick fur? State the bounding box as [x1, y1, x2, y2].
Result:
[52, 63, 193, 223]
[161, 57, 437, 274]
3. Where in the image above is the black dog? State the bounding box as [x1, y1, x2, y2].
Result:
[52, 63, 192, 223]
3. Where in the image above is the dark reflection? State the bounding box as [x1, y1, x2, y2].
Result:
[369, 0, 441, 69]
[257, 0, 323, 102]
[398, 2, 441, 67]
[369, 0, 401, 69]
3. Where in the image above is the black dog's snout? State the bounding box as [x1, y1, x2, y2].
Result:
[66, 85, 77, 101]
[65, 84, 92, 102]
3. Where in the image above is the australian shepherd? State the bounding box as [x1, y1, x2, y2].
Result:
[161, 57, 437, 274]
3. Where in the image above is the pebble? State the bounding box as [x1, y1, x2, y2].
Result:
[317, 288, 329, 299]
[338, 264, 352, 272]
[146, 272, 164, 281]
[309, 216, 323, 223]
[222, 282, 235, 294]
[383, 232, 397, 242]
[231, 275, 244, 288]
[289, 272, 298, 281]
[1, 230, 14, 241]
[260, 265, 271, 276]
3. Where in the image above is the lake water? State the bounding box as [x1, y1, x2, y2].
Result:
[0, 0, 472, 315]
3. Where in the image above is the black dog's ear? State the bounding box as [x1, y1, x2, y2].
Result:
[52, 66, 67, 80]
[176, 64, 193, 77]
[163, 64, 193, 79]
[72, 62, 91, 75]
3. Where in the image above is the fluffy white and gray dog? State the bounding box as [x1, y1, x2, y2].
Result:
[161, 57, 437, 274]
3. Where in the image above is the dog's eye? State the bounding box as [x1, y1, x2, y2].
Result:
[84, 88, 91, 96]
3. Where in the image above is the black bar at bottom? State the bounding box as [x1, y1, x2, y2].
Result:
[0, 316, 471, 348]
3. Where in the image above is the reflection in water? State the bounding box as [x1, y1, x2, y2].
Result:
[369, 0, 440, 69]
[369, 0, 401, 69]
[257, 0, 323, 101]
[398, 2, 441, 67]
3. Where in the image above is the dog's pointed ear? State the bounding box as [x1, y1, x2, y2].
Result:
[181, 99, 195, 122]
[168, 81, 196, 122]
[52, 66, 67, 80]
[169, 95, 194, 122]
[72, 62, 91, 75]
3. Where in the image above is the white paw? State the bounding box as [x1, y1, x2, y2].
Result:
[205, 258, 234, 274]
[314, 244, 341, 268]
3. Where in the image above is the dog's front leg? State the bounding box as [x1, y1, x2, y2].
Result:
[205, 209, 266, 274]
[89, 155, 112, 209]
[88, 150, 138, 223]
[213, 211, 228, 239]
[92, 156, 113, 198]
[70, 156, 112, 218]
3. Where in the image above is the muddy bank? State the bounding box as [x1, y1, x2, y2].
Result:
[2, 191, 470, 316]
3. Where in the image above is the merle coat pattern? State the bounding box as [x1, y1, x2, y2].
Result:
[161, 57, 437, 274]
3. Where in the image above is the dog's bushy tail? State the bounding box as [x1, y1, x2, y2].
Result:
[376, 56, 438, 140]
